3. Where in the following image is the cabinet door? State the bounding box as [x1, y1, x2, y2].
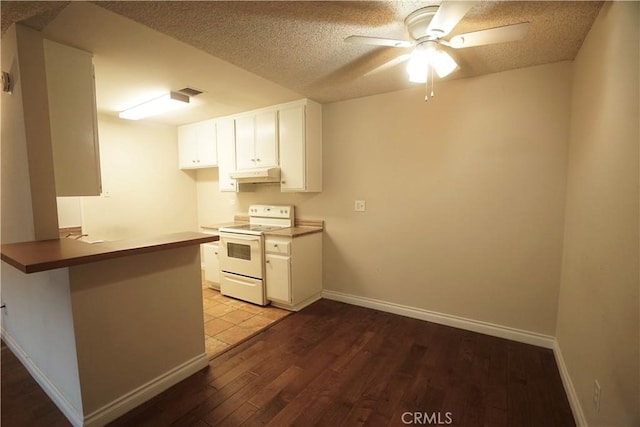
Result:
[234, 115, 255, 170]
[265, 254, 291, 304]
[203, 242, 220, 286]
[195, 119, 217, 167]
[278, 105, 306, 191]
[254, 110, 278, 167]
[216, 119, 238, 192]
[44, 39, 102, 196]
[178, 124, 198, 169]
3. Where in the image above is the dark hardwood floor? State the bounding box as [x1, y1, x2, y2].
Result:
[1, 340, 71, 426]
[1, 299, 575, 426]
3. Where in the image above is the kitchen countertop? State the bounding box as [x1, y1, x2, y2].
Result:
[263, 226, 323, 237]
[1, 231, 219, 274]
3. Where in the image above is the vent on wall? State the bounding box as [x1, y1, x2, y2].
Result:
[177, 87, 204, 97]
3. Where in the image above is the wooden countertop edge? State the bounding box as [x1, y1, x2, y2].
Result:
[1, 232, 219, 274]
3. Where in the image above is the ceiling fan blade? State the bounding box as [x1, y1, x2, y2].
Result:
[345, 35, 414, 48]
[364, 53, 411, 77]
[426, 1, 474, 37]
[448, 22, 531, 48]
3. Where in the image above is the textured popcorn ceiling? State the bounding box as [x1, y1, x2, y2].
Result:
[1, 1, 603, 111]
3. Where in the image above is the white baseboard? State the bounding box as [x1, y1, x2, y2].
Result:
[2, 328, 209, 427]
[1, 329, 83, 426]
[271, 292, 322, 312]
[321, 290, 555, 349]
[83, 353, 209, 426]
[553, 340, 587, 427]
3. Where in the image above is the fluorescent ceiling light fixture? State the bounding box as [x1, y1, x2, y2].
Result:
[118, 91, 189, 120]
[406, 41, 458, 83]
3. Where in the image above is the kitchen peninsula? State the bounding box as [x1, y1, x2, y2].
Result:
[1, 232, 218, 426]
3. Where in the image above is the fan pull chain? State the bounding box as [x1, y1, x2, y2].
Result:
[424, 65, 435, 102]
[431, 65, 435, 98]
[424, 79, 429, 102]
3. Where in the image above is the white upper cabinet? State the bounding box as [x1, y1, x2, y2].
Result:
[254, 111, 278, 167]
[278, 100, 322, 192]
[234, 110, 278, 170]
[43, 39, 102, 197]
[234, 115, 255, 170]
[215, 118, 238, 192]
[192, 99, 322, 193]
[178, 119, 217, 169]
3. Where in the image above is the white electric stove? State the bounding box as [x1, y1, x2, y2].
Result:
[218, 205, 294, 305]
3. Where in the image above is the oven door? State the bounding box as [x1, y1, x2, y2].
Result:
[219, 232, 264, 279]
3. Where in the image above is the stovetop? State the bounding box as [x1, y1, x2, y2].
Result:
[220, 223, 289, 233]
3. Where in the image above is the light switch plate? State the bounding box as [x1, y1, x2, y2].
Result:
[354, 200, 366, 212]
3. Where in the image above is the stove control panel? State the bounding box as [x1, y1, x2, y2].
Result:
[248, 205, 294, 220]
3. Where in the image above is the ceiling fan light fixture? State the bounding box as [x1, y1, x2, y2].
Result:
[119, 91, 190, 120]
[430, 50, 458, 78]
[406, 41, 458, 82]
[408, 70, 428, 84]
[406, 48, 430, 83]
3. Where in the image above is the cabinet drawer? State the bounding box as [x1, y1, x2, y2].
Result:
[265, 239, 291, 255]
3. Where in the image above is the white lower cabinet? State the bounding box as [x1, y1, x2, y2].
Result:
[203, 242, 220, 289]
[265, 232, 322, 311]
[265, 254, 291, 303]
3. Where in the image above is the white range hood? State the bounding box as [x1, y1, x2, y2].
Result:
[229, 167, 281, 183]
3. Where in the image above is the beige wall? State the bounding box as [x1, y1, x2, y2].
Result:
[81, 114, 199, 241]
[1, 25, 59, 241]
[69, 246, 206, 417]
[198, 61, 572, 336]
[1, 24, 83, 418]
[556, 2, 640, 426]
[1, 25, 37, 244]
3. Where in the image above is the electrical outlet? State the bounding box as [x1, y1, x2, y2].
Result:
[593, 380, 601, 412]
[354, 200, 366, 212]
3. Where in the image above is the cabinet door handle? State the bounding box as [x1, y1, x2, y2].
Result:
[256, 158, 261, 162]
[265, 260, 270, 263]
[281, 181, 286, 184]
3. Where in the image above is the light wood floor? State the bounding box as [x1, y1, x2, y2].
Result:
[2, 299, 575, 426]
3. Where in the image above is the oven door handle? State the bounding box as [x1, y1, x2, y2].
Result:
[222, 273, 259, 287]
[220, 234, 262, 243]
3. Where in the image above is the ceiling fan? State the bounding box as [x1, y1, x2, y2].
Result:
[345, 1, 530, 85]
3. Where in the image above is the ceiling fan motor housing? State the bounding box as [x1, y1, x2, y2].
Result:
[405, 6, 442, 40]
